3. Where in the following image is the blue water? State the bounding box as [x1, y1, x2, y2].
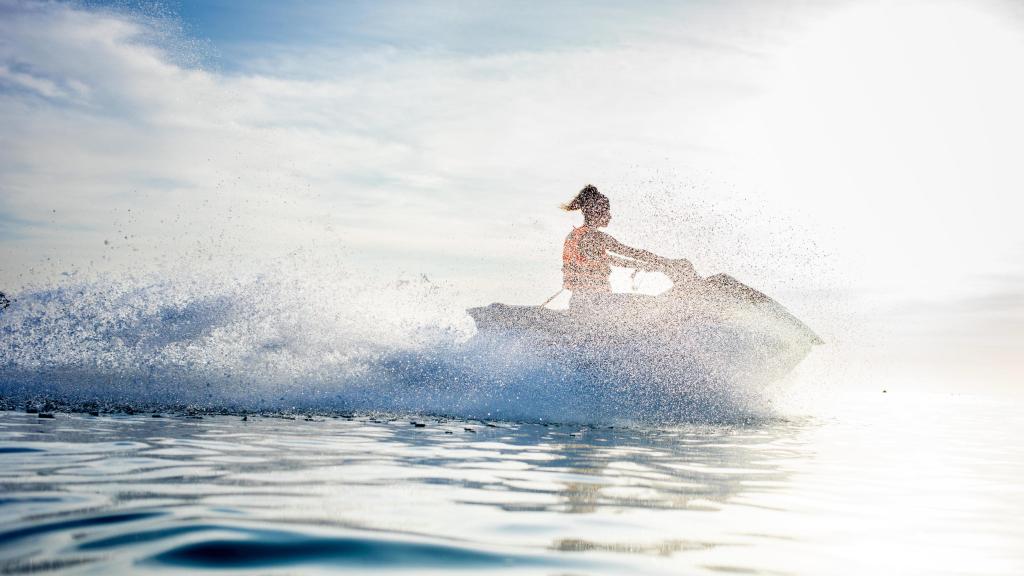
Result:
[1, 393, 1022, 575]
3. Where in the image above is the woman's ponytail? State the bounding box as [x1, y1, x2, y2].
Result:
[562, 184, 603, 212]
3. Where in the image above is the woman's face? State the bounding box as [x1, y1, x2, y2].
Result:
[583, 199, 611, 227]
[594, 202, 611, 227]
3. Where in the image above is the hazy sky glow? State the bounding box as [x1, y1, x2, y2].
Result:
[1, 0, 1021, 390]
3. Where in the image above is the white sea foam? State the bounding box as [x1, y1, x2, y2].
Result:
[0, 265, 797, 424]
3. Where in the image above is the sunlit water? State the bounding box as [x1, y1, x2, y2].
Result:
[1, 393, 1021, 575]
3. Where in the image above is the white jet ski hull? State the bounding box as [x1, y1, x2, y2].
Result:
[467, 278, 821, 388]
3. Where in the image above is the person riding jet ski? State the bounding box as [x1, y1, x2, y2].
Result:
[466, 184, 821, 387]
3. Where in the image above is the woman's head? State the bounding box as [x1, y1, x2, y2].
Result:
[563, 184, 611, 227]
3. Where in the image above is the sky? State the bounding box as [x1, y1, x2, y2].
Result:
[1, 0, 1022, 390]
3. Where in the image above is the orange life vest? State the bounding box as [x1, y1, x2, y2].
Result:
[562, 226, 611, 292]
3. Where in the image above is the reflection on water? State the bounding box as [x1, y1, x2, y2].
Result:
[1, 394, 1022, 575]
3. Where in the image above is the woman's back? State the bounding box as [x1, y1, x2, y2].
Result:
[562, 226, 612, 293]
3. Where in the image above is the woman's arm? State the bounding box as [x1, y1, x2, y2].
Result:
[592, 231, 667, 267]
[608, 254, 638, 268]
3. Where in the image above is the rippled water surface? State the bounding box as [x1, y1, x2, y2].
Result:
[1, 394, 1022, 575]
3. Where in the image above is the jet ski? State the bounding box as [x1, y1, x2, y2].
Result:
[467, 260, 822, 387]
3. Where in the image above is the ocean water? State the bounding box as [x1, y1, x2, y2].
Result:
[1, 393, 1022, 575]
[2, 276, 1023, 574]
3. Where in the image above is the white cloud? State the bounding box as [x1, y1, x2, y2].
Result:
[0, 0, 776, 289]
[0, 64, 64, 98]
